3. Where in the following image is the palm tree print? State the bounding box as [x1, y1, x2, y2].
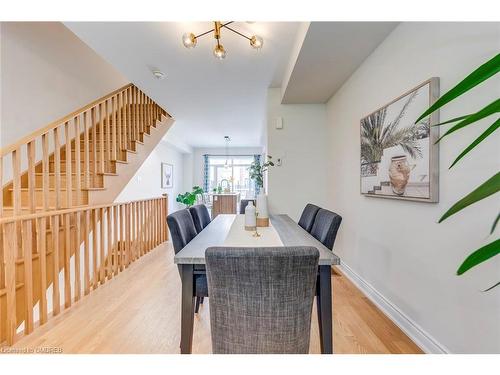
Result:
[361, 91, 429, 165]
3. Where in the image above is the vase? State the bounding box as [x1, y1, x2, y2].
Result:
[388, 155, 415, 195]
[256, 191, 269, 227]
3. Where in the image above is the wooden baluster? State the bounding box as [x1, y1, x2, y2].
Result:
[136, 88, 140, 139]
[74, 211, 81, 302]
[137, 200, 142, 257]
[84, 209, 90, 295]
[27, 141, 36, 213]
[122, 91, 128, 150]
[53, 128, 62, 209]
[113, 205, 119, 275]
[100, 207, 105, 283]
[125, 204, 130, 266]
[141, 92, 146, 134]
[147, 200, 150, 252]
[83, 111, 90, 189]
[74, 116, 82, 206]
[112, 96, 117, 161]
[117, 94, 123, 155]
[3, 222, 17, 345]
[42, 134, 50, 210]
[92, 208, 99, 289]
[105, 99, 111, 163]
[64, 122, 72, 208]
[107, 207, 113, 279]
[12, 148, 21, 216]
[120, 204, 126, 268]
[52, 214, 61, 315]
[22, 220, 34, 333]
[64, 212, 71, 308]
[91, 107, 98, 180]
[99, 102, 106, 173]
[130, 88, 136, 143]
[143, 200, 147, 253]
[37, 217, 48, 324]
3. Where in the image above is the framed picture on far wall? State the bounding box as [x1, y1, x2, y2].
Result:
[161, 163, 173, 189]
[360, 78, 440, 202]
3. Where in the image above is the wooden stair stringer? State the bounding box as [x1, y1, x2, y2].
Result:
[87, 114, 175, 205]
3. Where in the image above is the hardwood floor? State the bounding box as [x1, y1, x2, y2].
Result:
[8, 242, 422, 354]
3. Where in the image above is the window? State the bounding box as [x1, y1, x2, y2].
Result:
[206, 155, 256, 198]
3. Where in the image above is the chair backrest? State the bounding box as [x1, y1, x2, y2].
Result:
[206, 246, 319, 354]
[166, 209, 198, 254]
[298, 203, 321, 232]
[310, 208, 342, 250]
[239, 199, 256, 214]
[189, 204, 212, 233]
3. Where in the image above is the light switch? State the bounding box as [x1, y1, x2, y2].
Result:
[275, 117, 283, 129]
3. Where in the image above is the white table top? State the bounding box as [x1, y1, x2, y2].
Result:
[174, 214, 340, 266]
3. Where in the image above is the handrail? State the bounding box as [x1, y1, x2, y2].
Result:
[0, 83, 134, 157]
[0, 196, 166, 224]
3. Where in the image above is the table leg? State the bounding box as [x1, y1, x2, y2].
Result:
[180, 264, 194, 354]
[316, 279, 323, 352]
[318, 265, 333, 354]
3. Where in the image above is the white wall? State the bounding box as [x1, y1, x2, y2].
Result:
[266, 88, 329, 221]
[325, 22, 500, 353]
[115, 140, 186, 213]
[0, 22, 128, 147]
[189, 146, 264, 189]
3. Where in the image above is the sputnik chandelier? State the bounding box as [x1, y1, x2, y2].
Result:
[182, 21, 263, 59]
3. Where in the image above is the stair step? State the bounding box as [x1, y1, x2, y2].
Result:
[4, 188, 88, 207]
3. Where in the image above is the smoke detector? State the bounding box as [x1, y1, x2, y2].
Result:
[152, 70, 166, 80]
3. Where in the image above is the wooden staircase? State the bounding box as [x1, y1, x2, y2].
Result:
[0, 84, 173, 346]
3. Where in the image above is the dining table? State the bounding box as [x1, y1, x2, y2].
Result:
[173, 213, 341, 354]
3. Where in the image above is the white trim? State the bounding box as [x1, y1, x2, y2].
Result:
[338, 262, 450, 354]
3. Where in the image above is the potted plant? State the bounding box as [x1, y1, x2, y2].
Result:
[176, 186, 204, 208]
[249, 155, 274, 226]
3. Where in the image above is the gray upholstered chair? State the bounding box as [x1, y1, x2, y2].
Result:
[166, 209, 207, 313]
[310, 208, 342, 250]
[298, 203, 321, 232]
[239, 199, 256, 214]
[189, 204, 211, 233]
[205, 246, 319, 354]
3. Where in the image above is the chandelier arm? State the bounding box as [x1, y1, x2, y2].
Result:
[222, 25, 252, 41]
[195, 28, 215, 39]
[221, 21, 234, 28]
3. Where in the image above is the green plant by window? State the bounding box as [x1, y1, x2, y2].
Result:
[415, 53, 500, 291]
[176, 186, 204, 207]
[249, 155, 274, 189]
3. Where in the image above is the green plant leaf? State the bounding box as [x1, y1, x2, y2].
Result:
[482, 281, 500, 292]
[435, 99, 500, 143]
[491, 212, 500, 234]
[457, 238, 500, 275]
[432, 114, 471, 127]
[439, 172, 500, 223]
[449, 118, 500, 168]
[415, 53, 500, 123]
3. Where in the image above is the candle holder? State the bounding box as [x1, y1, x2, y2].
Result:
[253, 211, 261, 238]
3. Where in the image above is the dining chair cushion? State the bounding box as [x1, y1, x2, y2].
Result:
[310, 208, 342, 250]
[206, 246, 319, 354]
[298, 203, 321, 232]
[189, 204, 212, 233]
[166, 209, 198, 254]
[239, 199, 256, 214]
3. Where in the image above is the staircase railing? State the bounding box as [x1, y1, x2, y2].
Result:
[0, 196, 168, 346]
[0, 84, 169, 215]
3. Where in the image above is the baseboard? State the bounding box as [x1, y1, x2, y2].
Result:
[338, 262, 450, 354]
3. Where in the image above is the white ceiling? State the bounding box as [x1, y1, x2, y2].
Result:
[65, 22, 300, 148]
[282, 22, 398, 103]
